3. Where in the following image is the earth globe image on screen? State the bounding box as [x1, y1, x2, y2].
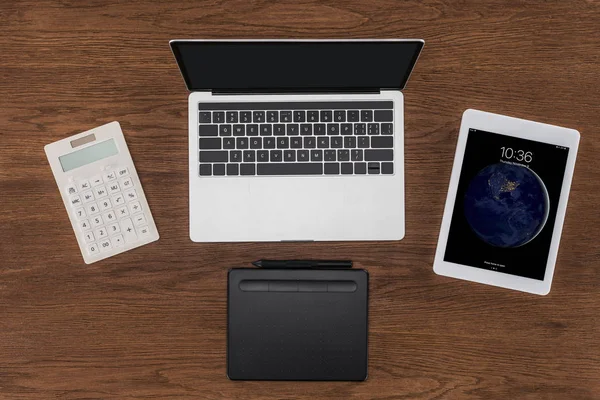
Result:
[464, 162, 550, 248]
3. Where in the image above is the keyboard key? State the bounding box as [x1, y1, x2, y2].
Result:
[104, 171, 117, 182]
[325, 150, 336, 161]
[307, 111, 319, 122]
[108, 222, 121, 234]
[304, 137, 316, 148]
[381, 123, 393, 135]
[253, 111, 265, 123]
[84, 230, 94, 242]
[82, 190, 95, 203]
[227, 164, 239, 175]
[300, 124, 312, 135]
[124, 189, 138, 201]
[199, 138, 221, 149]
[274, 124, 285, 135]
[291, 137, 302, 149]
[334, 111, 346, 122]
[223, 137, 235, 149]
[247, 124, 258, 136]
[311, 150, 323, 161]
[264, 137, 276, 149]
[107, 182, 120, 195]
[347, 110, 359, 122]
[284, 150, 296, 162]
[344, 137, 356, 148]
[368, 162, 380, 174]
[358, 137, 370, 148]
[321, 110, 332, 122]
[99, 239, 112, 253]
[361, 110, 373, 122]
[213, 111, 225, 123]
[99, 198, 112, 211]
[111, 234, 125, 248]
[298, 150, 309, 162]
[382, 162, 394, 174]
[219, 124, 232, 136]
[352, 149, 363, 161]
[117, 205, 130, 218]
[327, 123, 339, 135]
[341, 163, 353, 174]
[371, 137, 393, 148]
[120, 218, 137, 243]
[337, 149, 350, 161]
[286, 124, 299, 135]
[116, 167, 129, 178]
[293, 110, 305, 122]
[113, 194, 125, 206]
[260, 124, 272, 136]
[341, 123, 352, 135]
[91, 215, 104, 228]
[200, 151, 228, 162]
[257, 150, 269, 162]
[355, 162, 367, 174]
[314, 124, 326, 135]
[103, 210, 117, 224]
[233, 124, 245, 136]
[199, 125, 218, 136]
[270, 150, 283, 162]
[240, 111, 252, 123]
[236, 138, 249, 149]
[317, 137, 329, 148]
[128, 201, 142, 214]
[280, 111, 292, 122]
[120, 177, 133, 190]
[230, 151, 242, 163]
[368, 123, 380, 135]
[243, 150, 256, 162]
[226, 111, 238, 123]
[324, 163, 339, 174]
[267, 111, 279, 122]
[365, 149, 393, 161]
[75, 208, 87, 219]
[374, 110, 393, 122]
[354, 123, 366, 135]
[240, 164, 256, 175]
[250, 137, 262, 149]
[65, 184, 78, 195]
[86, 202, 100, 215]
[87, 243, 100, 256]
[331, 137, 343, 148]
[213, 164, 225, 175]
[199, 112, 211, 123]
[257, 163, 323, 175]
[277, 137, 289, 149]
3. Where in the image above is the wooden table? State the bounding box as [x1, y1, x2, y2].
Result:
[1, 1, 599, 399]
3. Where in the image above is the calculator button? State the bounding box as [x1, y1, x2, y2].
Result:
[120, 177, 133, 190]
[107, 182, 121, 195]
[74, 208, 87, 219]
[113, 194, 125, 206]
[104, 171, 117, 181]
[69, 195, 82, 207]
[95, 227, 108, 239]
[124, 189, 138, 201]
[116, 206, 130, 219]
[128, 201, 142, 214]
[103, 210, 117, 223]
[107, 223, 120, 235]
[133, 214, 147, 227]
[99, 239, 112, 252]
[94, 185, 108, 198]
[138, 225, 151, 238]
[84, 231, 95, 242]
[78, 180, 91, 191]
[81, 190, 95, 203]
[65, 184, 78, 195]
[99, 198, 112, 211]
[91, 215, 104, 228]
[111, 234, 125, 248]
[117, 167, 129, 177]
[87, 243, 100, 256]
[120, 218, 137, 243]
[86, 202, 100, 215]
[80, 220, 91, 231]
[90, 175, 104, 187]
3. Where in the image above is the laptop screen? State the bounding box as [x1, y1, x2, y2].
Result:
[170, 40, 423, 92]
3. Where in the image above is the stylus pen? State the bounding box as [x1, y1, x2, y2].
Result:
[252, 260, 352, 269]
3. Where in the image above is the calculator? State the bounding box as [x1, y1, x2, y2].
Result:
[45, 121, 159, 264]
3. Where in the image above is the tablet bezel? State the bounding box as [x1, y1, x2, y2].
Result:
[433, 109, 580, 295]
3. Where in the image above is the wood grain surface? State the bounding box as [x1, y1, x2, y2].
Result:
[1, 0, 599, 399]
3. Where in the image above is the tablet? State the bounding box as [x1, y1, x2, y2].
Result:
[434, 109, 579, 295]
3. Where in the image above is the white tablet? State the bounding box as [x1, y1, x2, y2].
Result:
[433, 109, 579, 295]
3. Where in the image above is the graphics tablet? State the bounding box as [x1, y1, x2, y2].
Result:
[434, 109, 579, 295]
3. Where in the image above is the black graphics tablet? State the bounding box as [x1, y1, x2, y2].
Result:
[227, 268, 368, 381]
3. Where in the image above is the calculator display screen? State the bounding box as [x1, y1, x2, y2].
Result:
[59, 139, 118, 172]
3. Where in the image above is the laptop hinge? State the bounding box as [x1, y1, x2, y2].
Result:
[211, 88, 381, 95]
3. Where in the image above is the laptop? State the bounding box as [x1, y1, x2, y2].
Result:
[170, 39, 424, 242]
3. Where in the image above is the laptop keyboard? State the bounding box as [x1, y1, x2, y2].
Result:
[197, 101, 394, 176]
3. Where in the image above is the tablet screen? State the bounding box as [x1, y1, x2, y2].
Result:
[444, 129, 570, 280]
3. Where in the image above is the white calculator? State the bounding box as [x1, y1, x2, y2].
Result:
[45, 121, 159, 264]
